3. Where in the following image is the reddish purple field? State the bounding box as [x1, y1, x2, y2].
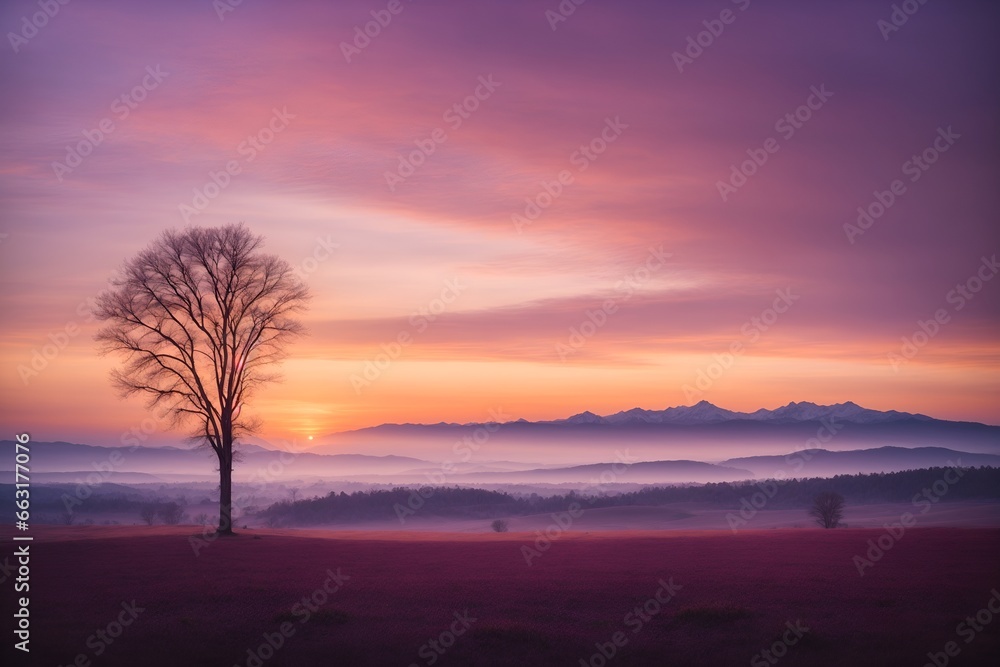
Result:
[5, 527, 999, 666]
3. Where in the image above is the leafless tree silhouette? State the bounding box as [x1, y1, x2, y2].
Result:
[809, 491, 845, 529]
[159, 501, 185, 525]
[96, 224, 309, 535]
[139, 504, 157, 526]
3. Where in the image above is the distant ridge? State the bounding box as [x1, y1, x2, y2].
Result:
[333, 400, 947, 434]
[312, 400, 999, 459]
[553, 400, 935, 426]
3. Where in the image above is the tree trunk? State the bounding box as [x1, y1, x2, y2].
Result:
[218, 441, 234, 535]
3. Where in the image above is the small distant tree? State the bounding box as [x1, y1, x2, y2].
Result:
[139, 504, 157, 525]
[159, 502, 184, 525]
[491, 519, 509, 533]
[60, 510, 76, 526]
[809, 491, 844, 529]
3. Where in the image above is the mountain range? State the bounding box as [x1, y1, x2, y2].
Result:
[6, 402, 997, 484]
[325, 400, 955, 437]
[551, 400, 934, 426]
[315, 401, 999, 461]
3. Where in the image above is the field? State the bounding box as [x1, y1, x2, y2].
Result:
[4, 525, 999, 666]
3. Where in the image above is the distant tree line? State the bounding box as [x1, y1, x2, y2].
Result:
[0, 485, 148, 513]
[139, 501, 186, 525]
[259, 466, 1000, 526]
[0, 484, 195, 524]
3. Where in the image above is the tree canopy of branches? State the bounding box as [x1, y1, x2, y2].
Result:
[96, 224, 309, 534]
[809, 491, 845, 529]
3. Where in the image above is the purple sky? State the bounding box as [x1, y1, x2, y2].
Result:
[0, 0, 998, 445]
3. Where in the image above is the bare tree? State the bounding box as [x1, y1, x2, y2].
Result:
[491, 519, 509, 533]
[139, 504, 157, 526]
[158, 501, 185, 525]
[96, 224, 309, 535]
[809, 491, 845, 529]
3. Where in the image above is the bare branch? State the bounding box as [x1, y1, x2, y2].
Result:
[95, 223, 310, 456]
